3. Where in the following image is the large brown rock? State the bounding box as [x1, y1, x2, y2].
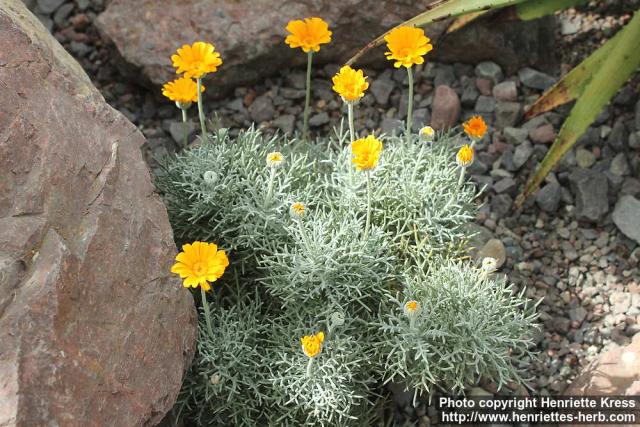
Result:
[0, 1, 197, 426]
[565, 333, 640, 396]
[95, 0, 555, 97]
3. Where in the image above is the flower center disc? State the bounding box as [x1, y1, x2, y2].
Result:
[193, 261, 206, 276]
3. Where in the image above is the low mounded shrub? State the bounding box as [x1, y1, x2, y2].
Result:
[156, 126, 539, 426]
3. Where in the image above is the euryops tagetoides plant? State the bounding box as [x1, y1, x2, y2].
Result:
[157, 18, 539, 427]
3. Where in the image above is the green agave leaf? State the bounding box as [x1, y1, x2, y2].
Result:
[345, 0, 528, 66]
[516, 11, 640, 207]
[516, 0, 589, 20]
[523, 27, 624, 120]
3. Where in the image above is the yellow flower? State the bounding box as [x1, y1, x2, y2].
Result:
[162, 76, 204, 107]
[332, 65, 369, 104]
[266, 151, 284, 168]
[419, 126, 435, 142]
[285, 17, 332, 53]
[384, 26, 433, 68]
[404, 300, 420, 316]
[171, 41, 223, 79]
[456, 144, 474, 168]
[301, 331, 325, 358]
[351, 135, 383, 171]
[463, 115, 488, 140]
[170, 241, 229, 292]
[290, 202, 306, 218]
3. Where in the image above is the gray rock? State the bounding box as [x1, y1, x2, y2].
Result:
[492, 81, 517, 101]
[529, 123, 556, 144]
[434, 64, 456, 87]
[629, 131, 640, 150]
[412, 108, 430, 131]
[370, 70, 394, 105]
[608, 120, 628, 151]
[490, 194, 512, 216]
[495, 101, 522, 128]
[569, 168, 609, 222]
[76, 0, 90, 10]
[168, 120, 197, 146]
[493, 177, 517, 194]
[475, 95, 496, 114]
[381, 117, 403, 136]
[248, 95, 275, 123]
[609, 153, 629, 176]
[52, 2, 73, 27]
[273, 114, 295, 134]
[461, 79, 479, 108]
[512, 140, 533, 170]
[503, 127, 528, 145]
[635, 99, 640, 131]
[536, 181, 562, 213]
[518, 67, 556, 90]
[575, 148, 596, 169]
[569, 306, 588, 323]
[475, 61, 503, 84]
[308, 112, 329, 127]
[612, 195, 640, 244]
[36, 0, 65, 14]
[560, 16, 580, 35]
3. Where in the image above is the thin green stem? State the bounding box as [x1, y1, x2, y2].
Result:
[200, 286, 214, 338]
[306, 357, 314, 377]
[406, 67, 414, 144]
[347, 103, 356, 144]
[303, 52, 313, 142]
[181, 108, 188, 148]
[364, 170, 372, 240]
[197, 78, 207, 141]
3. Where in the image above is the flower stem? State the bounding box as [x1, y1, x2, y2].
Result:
[458, 166, 466, 188]
[406, 67, 414, 144]
[347, 103, 356, 144]
[200, 286, 214, 338]
[181, 108, 188, 148]
[306, 357, 314, 377]
[364, 170, 372, 240]
[265, 167, 276, 205]
[303, 51, 313, 142]
[196, 78, 207, 142]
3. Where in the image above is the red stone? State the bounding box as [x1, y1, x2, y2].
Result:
[0, 1, 196, 425]
[430, 85, 461, 130]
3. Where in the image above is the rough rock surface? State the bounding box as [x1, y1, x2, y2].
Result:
[95, 0, 555, 96]
[0, 1, 197, 426]
[565, 333, 640, 396]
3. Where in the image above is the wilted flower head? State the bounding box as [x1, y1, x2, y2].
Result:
[172, 41, 223, 79]
[403, 300, 421, 317]
[301, 331, 325, 358]
[162, 76, 204, 109]
[285, 17, 332, 53]
[266, 151, 284, 168]
[351, 135, 383, 171]
[290, 202, 306, 218]
[332, 65, 369, 104]
[170, 241, 229, 292]
[456, 144, 474, 168]
[419, 126, 435, 142]
[463, 115, 488, 140]
[481, 257, 498, 274]
[384, 26, 433, 68]
[203, 170, 217, 187]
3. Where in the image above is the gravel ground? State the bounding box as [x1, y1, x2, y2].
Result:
[26, 0, 640, 424]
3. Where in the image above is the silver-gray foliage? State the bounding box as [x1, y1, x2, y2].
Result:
[156, 127, 538, 426]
